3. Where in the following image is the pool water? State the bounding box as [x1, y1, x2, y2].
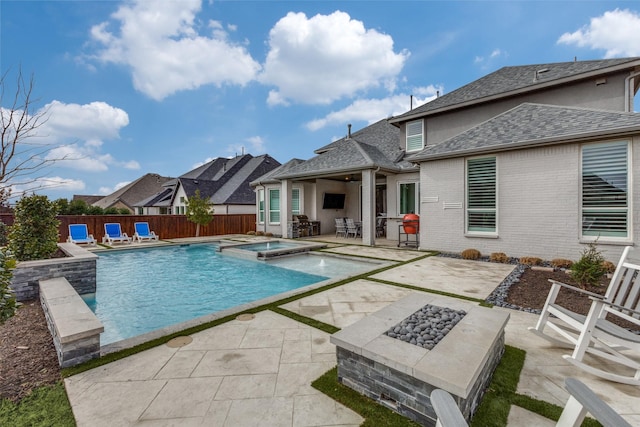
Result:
[86, 244, 330, 345]
[236, 241, 298, 251]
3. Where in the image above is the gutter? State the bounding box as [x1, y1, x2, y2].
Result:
[625, 71, 640, 112]
[411, 124, 640, 162]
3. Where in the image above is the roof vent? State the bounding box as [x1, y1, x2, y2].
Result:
[534, 68, 550, 82]
[347, 124, 352, 139]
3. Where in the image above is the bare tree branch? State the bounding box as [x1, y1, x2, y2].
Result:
[0, 66, 70, 203]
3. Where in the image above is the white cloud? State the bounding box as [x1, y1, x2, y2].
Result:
[89, 0, 261, 100]
[98, 180, 130, 196]
[261, 11, 409, 106]
[9, 177, 85, 200]
[558, 9, 640, 57]
[474, 48, 507, 68]
[305, 86, 441, 131]
[245, 136, 266, 153]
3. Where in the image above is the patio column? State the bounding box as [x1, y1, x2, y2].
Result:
[361, 169, 376, 246]
[280, 179, 292, 238]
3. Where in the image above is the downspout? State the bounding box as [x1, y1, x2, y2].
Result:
[624, 71, 640, 112]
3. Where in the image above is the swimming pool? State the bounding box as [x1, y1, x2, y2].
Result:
[86, 243, 379, 345]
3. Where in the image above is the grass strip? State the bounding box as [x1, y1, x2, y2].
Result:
[367, 277, 489, 305]
[0, 382, 75, 427]
[311, 367, 420, 427]
[270, 307, 340, 334]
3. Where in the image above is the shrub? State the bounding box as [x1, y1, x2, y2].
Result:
[490, 252, 509, 263]
[0, 248, 17, 323]
[265, 232, 274, 237]
[8, 194, 60, 261]
[256, 231, 265, 236]
[246, 231, 256, 235]
[0, 221, 8, 247]
[551, 258, 573, 269]
[601, 260, 616, 274]
[103, 207, 120, 215]
[570, 241, 606, 288]
[461, 248, 481, 260]
[519, 256, 542, 266]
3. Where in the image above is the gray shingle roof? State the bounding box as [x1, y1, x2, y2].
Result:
[408, 103, 640, 161]
[178, 154, 281, 205]
[250, 158, 306, 186]
[275, 119, 413, 179]
[391, 57, 640, 122]
[93, 173, 174, 209]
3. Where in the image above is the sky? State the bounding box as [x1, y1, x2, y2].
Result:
[1, 0, 640, 201]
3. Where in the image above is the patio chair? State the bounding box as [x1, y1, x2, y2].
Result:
[345, 218, 361, 238]
[431, 378, 631, 427]
[529, 246, 640, 385]
[102, 222, 132, 245]
[133, 222, 159, 242]
[66, 224, 96, 246]
[335, 218, 347, 238]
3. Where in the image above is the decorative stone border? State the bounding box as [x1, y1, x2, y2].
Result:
[40, 277, 104, 367]
[10, 243, 98, 301]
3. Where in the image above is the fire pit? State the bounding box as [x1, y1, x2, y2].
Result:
[330, 293, 509, 426]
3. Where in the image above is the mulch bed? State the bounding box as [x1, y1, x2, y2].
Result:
[0, 301, 61, 402]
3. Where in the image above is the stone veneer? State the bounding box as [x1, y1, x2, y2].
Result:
[40, 277, 104, 367]
[330, 293, 509, 427]
[10, 243, 97, 301]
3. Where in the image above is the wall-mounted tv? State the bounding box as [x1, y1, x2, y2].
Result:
[322, 193, 346, 209]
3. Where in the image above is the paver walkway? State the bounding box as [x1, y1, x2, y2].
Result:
[64, 243, 640, 426]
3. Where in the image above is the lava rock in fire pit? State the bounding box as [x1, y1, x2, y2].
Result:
[385, 304, 466, 350]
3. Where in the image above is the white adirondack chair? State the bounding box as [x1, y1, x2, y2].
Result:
[529, 245, 640, 385]
[431, 378, 631, 427]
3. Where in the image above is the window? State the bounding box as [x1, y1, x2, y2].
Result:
[399, 182, 419, 215]
[258, 189, 265, 224]
[269, 189, 280, 224]
[180, 196, 185, 203]
[581, 141, 629, 239]
[137, 207, 143, 215]
[466, 157, 496, 233]
[406, 120, 424, 152]
[291, 188, 301, 215]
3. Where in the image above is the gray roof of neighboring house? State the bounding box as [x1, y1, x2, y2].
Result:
[408, 103, 640, 161]
[93, 173, 174, 209]
[178, 154, 281, 205]
[250, 158, 306, 186]
[72, 195, 104, 205]
[134, 187, 174, 208]
[275, 119, 414, 179]
[391, 57, 640, 123]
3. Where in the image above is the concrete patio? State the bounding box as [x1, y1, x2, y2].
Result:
[64, 241, 640, 426]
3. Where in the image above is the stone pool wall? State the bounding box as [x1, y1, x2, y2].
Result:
[10, 243, 97, 301]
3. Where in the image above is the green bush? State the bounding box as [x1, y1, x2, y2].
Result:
[570, 241, 606, 288]
[8, 194, 60, 261]
[0, 249, 17, 323]
[0, 221, 8, 247]
[117, 208, 131, 215]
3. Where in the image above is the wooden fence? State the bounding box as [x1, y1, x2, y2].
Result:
[0, 214, 257, 243]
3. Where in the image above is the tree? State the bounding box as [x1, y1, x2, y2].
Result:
[186, 189, 214, 237]
[1, 67, 70, 203]
[8, 194, 60, 261]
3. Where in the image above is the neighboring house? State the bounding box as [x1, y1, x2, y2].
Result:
[72, 195, 104, 205]
[140, 154, 281, 215]
[92, 173, 174, 214]
[255, 57, 640, 260]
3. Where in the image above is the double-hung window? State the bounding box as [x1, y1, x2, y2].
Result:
[466, 157, 497, 234]
[406, 120, 424, 152]
[581, 141, 629, 239]
[291, 188, 301, 216]
[399, 182, 419, 215]
[258, 189, 265, 224]
[269, 189, 280, 224]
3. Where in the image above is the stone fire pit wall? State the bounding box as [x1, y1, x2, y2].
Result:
[330, 293, 509, 426]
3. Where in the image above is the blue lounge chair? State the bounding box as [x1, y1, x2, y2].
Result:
[133, 222, 159, 242]
[67, 224, 96, 246]
[103, 223, 131, 245]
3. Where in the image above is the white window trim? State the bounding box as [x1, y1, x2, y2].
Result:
[257, 189, 265, 225]
[397, 181, 420, 215]
[579, 140, 632, 243]
[268, 188, 281, 225]
[406, 120, 424, 152]
[465, 156, 498, 237]
[291, 187, 303, 216]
